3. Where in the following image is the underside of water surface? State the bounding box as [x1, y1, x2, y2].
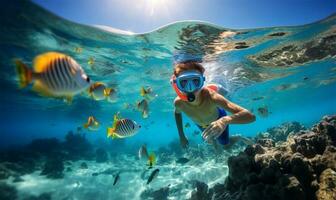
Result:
[0, 0, 335, 200]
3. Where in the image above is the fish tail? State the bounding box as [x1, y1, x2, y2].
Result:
[83, 123, 89, 129]
[15, 59, 33, 88]
[107, 127, 117, 139]
[143, 110, 149, 118]
[103, 88, 111, 97]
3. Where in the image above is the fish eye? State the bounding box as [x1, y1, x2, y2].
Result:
[86, 76, 90, 82]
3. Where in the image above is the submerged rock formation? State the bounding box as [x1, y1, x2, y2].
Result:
[203, 115, 336, 200]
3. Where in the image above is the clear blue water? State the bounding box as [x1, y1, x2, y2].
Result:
[0, 1, 335, 199]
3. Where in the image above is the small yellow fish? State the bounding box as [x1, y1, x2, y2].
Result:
[140, 86, 157, 101]
[107, 114, 141, 139]
[83, 116, 100, 131]
[137, 99, 149, 118]
[88, 82, 114, 101]
[15, 52, 91, 100]
[148, 152, 156, 168]
[74, 47, 83, 54]
[88, 57, 95, 65]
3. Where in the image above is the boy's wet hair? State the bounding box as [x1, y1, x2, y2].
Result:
[174, 61, 205, 76]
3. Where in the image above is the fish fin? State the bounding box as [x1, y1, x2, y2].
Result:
[83, 123, 89, 129]
[14, 59, 33, 88]
[33, 52, 65, 73]
[148, 152, 156, 166]
[104, 88, 112, 97]
[32, 80, 54, 97]
[107, 127, 118, 139]
[140, 87, 146, 96]
[142, 110, 148, 118]
[64, 96, 73, 105]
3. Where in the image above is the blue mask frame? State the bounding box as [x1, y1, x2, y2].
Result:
[175, 71, 205, 93]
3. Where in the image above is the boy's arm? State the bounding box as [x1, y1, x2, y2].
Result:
[210, 90, 256, 124]
[174, 99, 189, 148]
[174, 100, 186, 138]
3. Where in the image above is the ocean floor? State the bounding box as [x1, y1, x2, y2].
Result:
[1, 115, 335, 200]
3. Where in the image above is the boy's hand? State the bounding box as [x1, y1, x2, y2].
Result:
[180, 136, 189, 149]
[202, 118, 229, 143]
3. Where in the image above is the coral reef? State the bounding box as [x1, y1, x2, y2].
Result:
[196, 115, 336, 200]
[95, 148, 108, 163]
[40, 156, 64, 179]
[255, 121, 306, 143]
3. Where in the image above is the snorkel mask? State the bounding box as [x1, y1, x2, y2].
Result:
[171, 71, 205, 102]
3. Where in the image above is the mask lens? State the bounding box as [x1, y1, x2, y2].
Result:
[192, 78, 200, 87]
[180, 79, 188, 88]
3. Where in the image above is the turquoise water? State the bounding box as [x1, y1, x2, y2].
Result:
[0, 0, 335, 199]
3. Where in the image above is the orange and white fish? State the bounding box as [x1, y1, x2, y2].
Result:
[88, 82, 114, 101]
[15, 52, 90, 100]
[107, 114, 140, 139]
[137, 99, 149, 118]
[83, 116, 100, 131]
[138, 145, 156, 168]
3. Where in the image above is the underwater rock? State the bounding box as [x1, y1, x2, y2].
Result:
[316, 168, 336, 200]
[214, 115, 336, 199]
[95, 148, 108, 163]
[140, 185, 170, 200]
[256, 121, 306, 143]
[235, 45, 249, 49]
[248, 30, 336, 67]
[23, 193, 52, 200]
[0, 182, 18, 200]
[256, 138, 275, 148]
[13, 175, 24, 183]
[189, 181, 213, 200]
[40, 157, 64, 179]
[63, 131, 94, 160]
[268, 32, 287, 37]
[80, 162, 88, 169]
[27, 138, 61, 155]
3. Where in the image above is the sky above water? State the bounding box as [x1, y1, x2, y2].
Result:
[32, 0, 336, 33]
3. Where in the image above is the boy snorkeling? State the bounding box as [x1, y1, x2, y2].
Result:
[172, 61, 256, 148]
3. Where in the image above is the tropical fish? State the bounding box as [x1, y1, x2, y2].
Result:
[15, 52, 90, 101]
[185, 122, 191, 128]
[138, 145, 156, 168]
[147, 152, 156, 169]
[74, 47, 82, 53]
[107, 114, 141, 139]
[138, 145, 149, 159]
[83, 116, 100, 131]
[88, 82, 114, 101]
[113, 172, 120, 186]
[137, 99, 149, 118]
[88, 57, 95, 65]
[146, 169, 159, 184]
[140, 86, 158, 101]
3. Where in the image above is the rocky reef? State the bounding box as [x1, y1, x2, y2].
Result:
[248, 27, 336, 67]
[189, 115, 336, 200]
[0, 131, 96, 182]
